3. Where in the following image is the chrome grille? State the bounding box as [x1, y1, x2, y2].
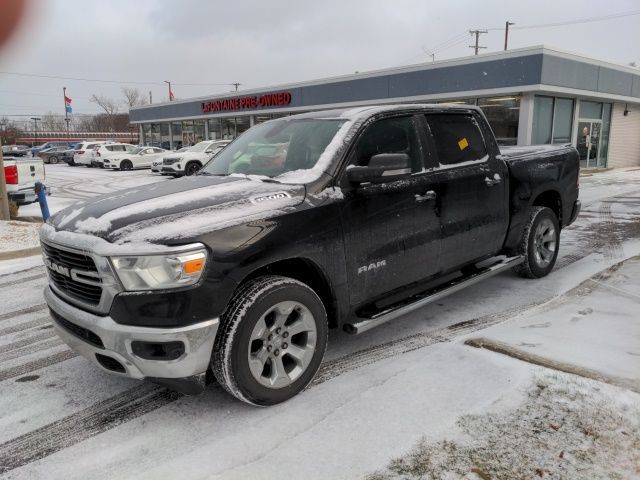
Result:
[42, 242, 103, 306]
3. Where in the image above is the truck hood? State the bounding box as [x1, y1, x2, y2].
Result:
[50, 175, 305, 245]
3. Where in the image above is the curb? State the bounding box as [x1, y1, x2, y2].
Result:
[0, 246, 42, 261]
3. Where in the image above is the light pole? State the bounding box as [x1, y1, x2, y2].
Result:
[164, 80, 173, 101]
[504, 21, 515, 51]
[30, 117, 41, 148]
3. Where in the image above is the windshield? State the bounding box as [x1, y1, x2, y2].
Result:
[130, 147, 144, 154]
[200, 118, 346, 180]
[187, 141, 211, 153]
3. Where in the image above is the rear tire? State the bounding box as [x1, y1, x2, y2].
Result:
[513, 206, 560, 279]
[120, 160, 133, 171]
[49, 156, 59, 164]
[212, 275, 328, 406]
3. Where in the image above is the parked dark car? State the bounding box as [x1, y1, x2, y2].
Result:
[31, 141, 75, 157]
[41, 104, 580, 405]
[38, 145, 70, 164]
[2, 144, 29, 157]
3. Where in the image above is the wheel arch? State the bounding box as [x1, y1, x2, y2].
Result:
[240, 257, 338, 329]
[532, 189, 562, 225]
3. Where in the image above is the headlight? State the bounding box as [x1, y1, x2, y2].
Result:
[110, 248, 207, 291]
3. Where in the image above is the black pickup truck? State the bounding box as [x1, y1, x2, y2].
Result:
[41, 105, 580, 405]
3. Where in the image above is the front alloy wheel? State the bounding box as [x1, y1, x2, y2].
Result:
[212, 275, 328, 405]
[185, 162, 200, 176]
[248, 301, 317, 389]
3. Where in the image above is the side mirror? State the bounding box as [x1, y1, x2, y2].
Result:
[347, 153, 412, 184]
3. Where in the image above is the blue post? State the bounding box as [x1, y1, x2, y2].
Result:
[35, 181, 50, 221]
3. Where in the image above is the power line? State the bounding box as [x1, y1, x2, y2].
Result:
[487, 9, 640, 31]
[0, 71, 241, 88]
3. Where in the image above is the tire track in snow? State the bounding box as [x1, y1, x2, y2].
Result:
[0, 337, 63, 363]
[0, 316, 50, 336]
[0, 385, 182, 474]
[0, 350, 76, 382]
[0, 330, 56, 355]
[0, 265, 43, 279]
[0, 304, 48, 323]
[0, 273, 46, 289]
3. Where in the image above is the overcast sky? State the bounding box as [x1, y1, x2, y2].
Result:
[1, 0, 639, 118]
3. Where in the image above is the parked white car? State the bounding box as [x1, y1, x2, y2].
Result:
[152, 147, 188, 173]
[91, 143, 137, 168]
[73, 141, 113, 167]
[161, 140, 229, 176]
[103, 146, 168, 171]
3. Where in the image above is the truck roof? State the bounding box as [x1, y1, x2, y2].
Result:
[287, 103, 482, 121]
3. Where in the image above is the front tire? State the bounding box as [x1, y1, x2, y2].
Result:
[120, 160, 133, 171]
[513, 206, 560, 278]
[49, 156, 59, 164]
[212, 275, 328, 406]
[185, 161, 201, 176]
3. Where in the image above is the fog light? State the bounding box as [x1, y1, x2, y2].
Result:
[131, 340, 185, 360]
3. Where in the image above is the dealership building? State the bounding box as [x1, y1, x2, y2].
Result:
[130, 45, 640, 169]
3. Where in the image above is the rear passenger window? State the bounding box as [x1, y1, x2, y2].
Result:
[425, 114, 487, 167]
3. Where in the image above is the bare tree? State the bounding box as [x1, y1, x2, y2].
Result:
[122, 87, 148, 108]
[40, 111, 66, 131]
[90, 94, 119, 116]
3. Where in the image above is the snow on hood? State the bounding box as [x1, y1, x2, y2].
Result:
[49, 175, 305, 244]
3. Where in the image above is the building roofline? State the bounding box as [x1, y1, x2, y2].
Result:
[131, 45, 640, 114]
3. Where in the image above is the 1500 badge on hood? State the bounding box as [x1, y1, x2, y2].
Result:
[250, 192, 292, 204]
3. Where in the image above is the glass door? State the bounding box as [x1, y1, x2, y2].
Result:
[577, 120, 602, 169]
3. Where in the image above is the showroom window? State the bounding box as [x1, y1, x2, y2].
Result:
[208, 118, 221, 140]
[477, 96, 520, 146]
[532, 96, 575, 145]
[171, 122, 182, 149]
[160, 123, 170, 150]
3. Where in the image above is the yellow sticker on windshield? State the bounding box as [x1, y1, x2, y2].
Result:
[458, 138, 469, 150]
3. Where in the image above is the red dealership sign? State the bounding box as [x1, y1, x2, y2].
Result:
[201, 91, 291, 113]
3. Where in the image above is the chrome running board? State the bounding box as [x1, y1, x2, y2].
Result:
[344, 255, 524, 335]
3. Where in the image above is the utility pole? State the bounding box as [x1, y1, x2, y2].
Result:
[231, 82, 241, 92]
[149, 91, 153, 104]
[0, 138, 10, 220]
[164, 80, 173, 101]
[30, 117, 40, 148]
[504, 21, 515, 50]
[469, 30, 487, 55]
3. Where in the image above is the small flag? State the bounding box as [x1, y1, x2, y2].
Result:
[65, 94, 72, 113]
[169, 88, 175, 101]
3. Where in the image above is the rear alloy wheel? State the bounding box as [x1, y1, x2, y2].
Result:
[212, 275, 328, 405]
[120, 160, 133, 171]
[49, 156, 59, 164]
[514, 206, 560, 278]
[185, 162, 201, 176]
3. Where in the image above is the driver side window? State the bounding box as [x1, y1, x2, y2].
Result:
[354, 116, 422, 172]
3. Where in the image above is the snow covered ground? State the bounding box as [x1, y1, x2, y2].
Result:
[0, 167, 639, 479]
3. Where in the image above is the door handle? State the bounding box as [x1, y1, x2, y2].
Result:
[415, 190, 437, 202]
[484, 175, 502, 187]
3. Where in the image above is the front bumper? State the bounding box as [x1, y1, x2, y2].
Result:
[45, 286, 219, 391]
